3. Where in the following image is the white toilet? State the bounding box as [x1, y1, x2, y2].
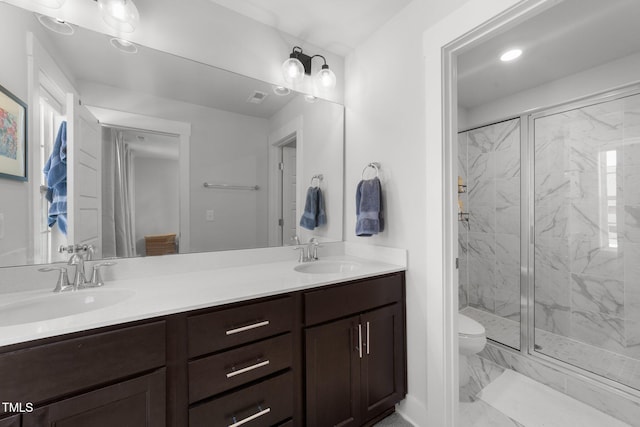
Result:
[458, 313, 487, 386]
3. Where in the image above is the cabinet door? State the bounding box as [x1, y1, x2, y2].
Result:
[23, 369, 165, 427]
[0, 415, 19, 427]
[360, 303, 405, 422]
[305, 316, 361, 427]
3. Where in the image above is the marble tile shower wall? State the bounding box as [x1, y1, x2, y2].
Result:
[534, 93, 640, 361]
[458, 118, 521, 325]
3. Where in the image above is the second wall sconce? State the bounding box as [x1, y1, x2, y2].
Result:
[96, 0, 140, 33]
[282, 46, 336, 90]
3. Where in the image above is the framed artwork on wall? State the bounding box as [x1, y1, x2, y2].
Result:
[0, 83, 27, 181]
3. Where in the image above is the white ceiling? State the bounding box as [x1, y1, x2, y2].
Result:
[206, 0, 413, 56]
[457, 0, 640, 109]
[35, 14, 298, 119]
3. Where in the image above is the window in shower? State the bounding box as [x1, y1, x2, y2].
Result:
[458, 117, 521, 350]
[533, 91, 640, 391]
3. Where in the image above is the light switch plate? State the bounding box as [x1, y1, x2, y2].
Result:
[0, 213, 4, 239]
[206, 210, 214, 221]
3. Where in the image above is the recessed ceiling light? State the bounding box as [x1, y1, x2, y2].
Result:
[36, 14, 74, 35]
[500, 48, 522, 62]
[110, 38, 138, 54]
[304, 95, 317, 104]
[273, 86, 291, 96]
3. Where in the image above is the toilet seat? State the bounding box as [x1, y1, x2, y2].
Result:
[458, 313, 485, 336]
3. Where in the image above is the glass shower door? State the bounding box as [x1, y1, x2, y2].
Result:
[532, 91, 640, 390]
[458, 118, 521, 350]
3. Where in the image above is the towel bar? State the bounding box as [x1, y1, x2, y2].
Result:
[203, 183, 259, 190]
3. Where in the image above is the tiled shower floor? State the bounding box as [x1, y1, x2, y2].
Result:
[460, 306, 640, 391]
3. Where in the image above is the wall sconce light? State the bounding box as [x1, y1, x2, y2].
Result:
[282, 46, 336, 90]
[96, 0, 140, 33]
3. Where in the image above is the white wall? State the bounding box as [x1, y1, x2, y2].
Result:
[133, 156, 179, 256]
[269, 96, 344, 244]
[465, 51, 640, 129]
[344, 0, 472, 424]
[0, 5, 33, 266]
[2, 0, 344, 104]
[79, 81, 270, 253]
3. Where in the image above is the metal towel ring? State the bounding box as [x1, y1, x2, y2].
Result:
[310, 174, 323, 187]
[361, 162, 380, 180]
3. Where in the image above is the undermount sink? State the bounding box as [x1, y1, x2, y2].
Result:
[294, 260, 361, 274]
[0, 288, 135, 327]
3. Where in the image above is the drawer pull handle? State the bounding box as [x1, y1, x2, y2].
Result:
[366, 321, 370, 355]
[226, 360, 270, 378]
[229, 407, 271, 427]
[226, 320, 270, 335]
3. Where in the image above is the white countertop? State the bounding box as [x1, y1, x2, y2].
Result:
[0, 254, 405, 347]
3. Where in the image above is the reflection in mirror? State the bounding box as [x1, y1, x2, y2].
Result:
[0, 1, 344, 268]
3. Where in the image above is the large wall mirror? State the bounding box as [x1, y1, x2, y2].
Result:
[0, 1, 344, 268]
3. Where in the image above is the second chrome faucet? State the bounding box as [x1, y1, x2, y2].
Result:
[293, 237, 320, 263]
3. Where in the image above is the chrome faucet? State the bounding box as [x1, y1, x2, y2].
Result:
[68, 252, 88, 288]
[307, 238, 320, 261]
[60, 244, 97, 289]
[41, 245, 113, 292]
[293, 237, 321, 262]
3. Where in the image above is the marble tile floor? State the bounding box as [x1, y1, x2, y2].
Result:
[459, 354, 631, 427]
[461, 306, 640, 391]
[459, 355, 525, 426]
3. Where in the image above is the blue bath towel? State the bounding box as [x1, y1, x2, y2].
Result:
[43, 121, 68, 234]
[300, 186, 327, 230]
[356, 177, 384, 236]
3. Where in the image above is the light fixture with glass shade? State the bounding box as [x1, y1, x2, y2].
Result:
[97, 0, 140, 33]
[282, 46, 336, 90]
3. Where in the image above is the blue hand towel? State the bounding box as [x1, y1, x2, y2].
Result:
[43, 121, 68, 235]
[300, 186, 319, 230]
[356, 177, 384, 236]
[316, 188, 326, 227]
[300, 186, 327, 230]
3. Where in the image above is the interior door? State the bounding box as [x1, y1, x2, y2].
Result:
[282, 145, 297, 245]
[66, 94, 102, 257]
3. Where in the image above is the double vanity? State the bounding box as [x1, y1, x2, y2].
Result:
[0, 245, 407, 427]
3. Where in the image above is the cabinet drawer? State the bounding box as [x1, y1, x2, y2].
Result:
[188, 296, 293, 357]
[189, 371, 293, 427]
[189, 333, 292, 403]
[0, 321, 165, 412]
[304, 274, 403, 326]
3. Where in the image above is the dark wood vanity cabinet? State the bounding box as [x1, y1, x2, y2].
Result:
[304, 274, 407, 427]
[0, 271, 405, 427]
[22, 370, 166, 427]
[0, 415, 20, 427]
[0, 321, 167, 426]
[186, 296, 296, 427]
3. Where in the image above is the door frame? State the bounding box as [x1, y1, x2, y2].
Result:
[424, 0, 554, 425]
[267, 115, 303, 247]
[86, 106, 191, 253]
